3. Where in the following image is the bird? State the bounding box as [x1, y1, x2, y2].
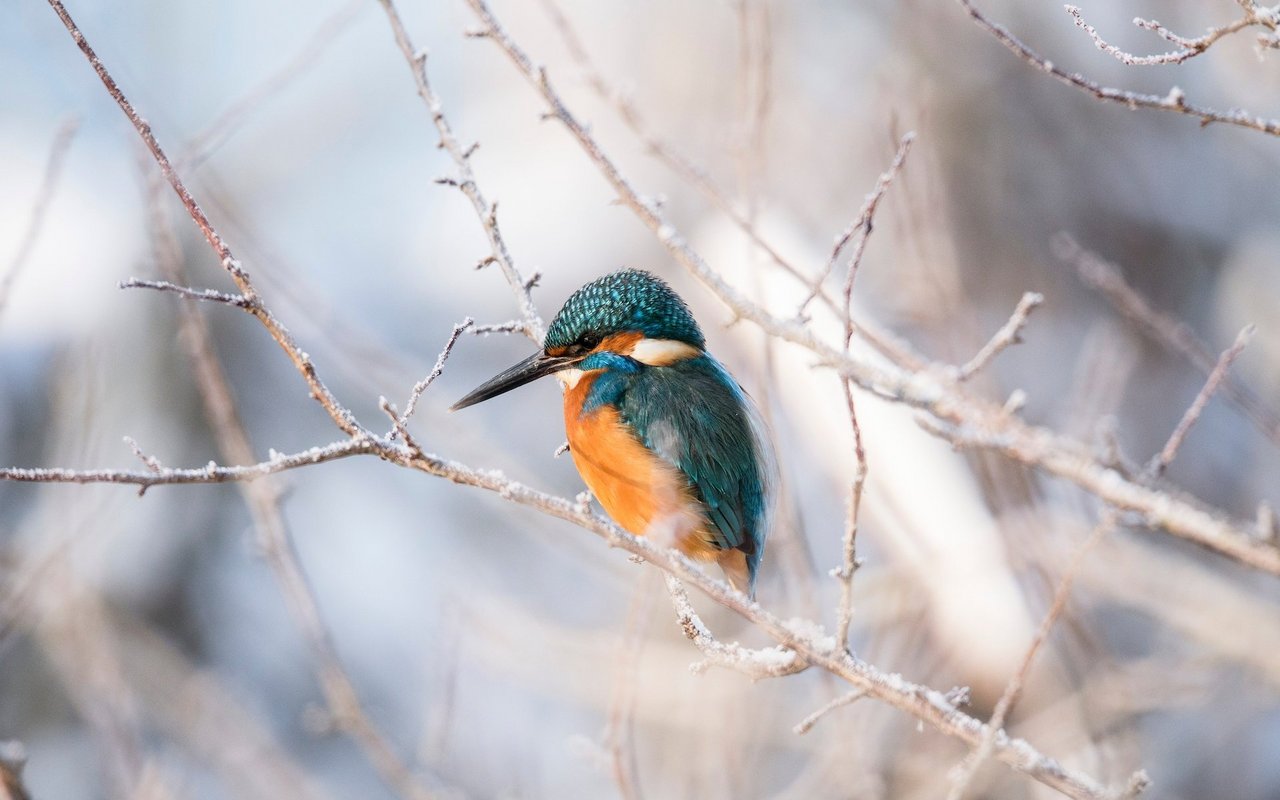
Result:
[452, 269, 776, 597]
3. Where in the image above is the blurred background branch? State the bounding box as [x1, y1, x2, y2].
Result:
[2, 0, 1278, 798]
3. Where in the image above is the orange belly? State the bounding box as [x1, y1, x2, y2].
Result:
[563, 379, 720, 562]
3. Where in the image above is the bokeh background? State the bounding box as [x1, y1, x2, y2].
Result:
[2, 0, 1279, 798]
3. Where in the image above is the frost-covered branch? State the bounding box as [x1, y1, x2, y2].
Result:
[954, 291, 1044, 382]
[45, 0, 364, 439]
[957, 0, 1280, 136]
[376, 0, 545, 342]
[1066, 3, 1278, 66]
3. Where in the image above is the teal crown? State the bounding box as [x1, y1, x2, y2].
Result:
[545, 269, 705, 350]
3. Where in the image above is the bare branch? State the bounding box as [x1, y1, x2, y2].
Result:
[122, 436, 163, 474]
[949, 315, 1245, 797]
[833, 376, 867, 655]
[178, 0, 365, 171]
[139, 170, 438, 800]
[471, 319, 528, 336]
[956, 0, 1280, 136]
[946, 510, 1121, 800]
[375, 0, 544, 342]
[955, 291, 1044, 382]
[793, 690, 868, 735]
[0, 439, 375, 488]
[536, 0, 830, 310]
[0, 117, 78, 323]
[1148, 326, 1254, 478]
[1054, 233, 1280, 449]
[805, 133, 916, 317]
[924, 415, 1280, 574]
[1065, 5, 1259, 66]
[119, 278, 252, 309]
[663, 574, 806, 679]
[830, 141, 892, 653]
[1, 418, 1125, 800]
[45, 0, 364, 438]
[394, 318, 475, 437]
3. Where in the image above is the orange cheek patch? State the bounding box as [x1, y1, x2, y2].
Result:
[597, 331, 644, 355]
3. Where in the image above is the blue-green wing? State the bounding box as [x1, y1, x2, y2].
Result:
[617, 355, 772, 563]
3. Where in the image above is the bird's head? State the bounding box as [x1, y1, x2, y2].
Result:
[451, 269, 704, 410]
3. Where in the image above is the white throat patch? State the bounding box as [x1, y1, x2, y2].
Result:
[556, 368, 585, 389]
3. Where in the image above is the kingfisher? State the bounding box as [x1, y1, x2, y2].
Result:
[452, 269, 776, 597]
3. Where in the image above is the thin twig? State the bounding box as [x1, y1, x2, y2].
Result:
[955, 292, 1044, 381]
[804, 133, 916, 317]
[0, 438, 377, 487]
[1148, 326, 1254, 478]
[793, 690, 868, 735]
[536, 0, 828, 311]
[140, 172, 437, 800]
[957, 0, 1280, 136]
[0, 117, 79, 323]
[119, 278, 252, 309]
[45, 0, 364, 438]
[471, 320, 528, 336]
[122, 436, 163, 474]
[178, 0, 366, 171]
[394, 318, 475, 438]
[945, 511, 1123, 800]
[1065, 4, 1260, 66]
[1054, 233, 1280, 449]
[375, 0, 544, 342]
[830, 137, 899, 653]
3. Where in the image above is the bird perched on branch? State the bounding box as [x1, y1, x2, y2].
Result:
[452, 269, 776, 597]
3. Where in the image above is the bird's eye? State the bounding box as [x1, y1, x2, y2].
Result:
[576, 333, 601, 351]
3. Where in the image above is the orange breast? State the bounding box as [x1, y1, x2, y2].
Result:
[563, 374, 719, 562]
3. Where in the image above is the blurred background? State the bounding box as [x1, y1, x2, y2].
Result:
[2, 0, 1279, 797]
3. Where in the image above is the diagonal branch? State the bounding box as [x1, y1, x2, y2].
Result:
[376, 0, 544, 342]
[1054, 233, 1280, 450]
[1148, 326, 1254, 478]
[955, 291, 1044, 381]
[141, 171, 438, 800]
[0, 117, 79, 323]
[1066, 3, 1277, 66]
[45, 0, 364, 438]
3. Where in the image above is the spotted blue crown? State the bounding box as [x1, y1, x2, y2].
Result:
[544, 269, 705, 350]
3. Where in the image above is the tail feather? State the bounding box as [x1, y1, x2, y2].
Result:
[717, 549, 755, 599]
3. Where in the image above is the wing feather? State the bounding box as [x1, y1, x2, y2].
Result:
[618, 355, 771, 559]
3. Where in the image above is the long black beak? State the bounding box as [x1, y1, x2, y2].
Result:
[450, 352, 583, 411]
